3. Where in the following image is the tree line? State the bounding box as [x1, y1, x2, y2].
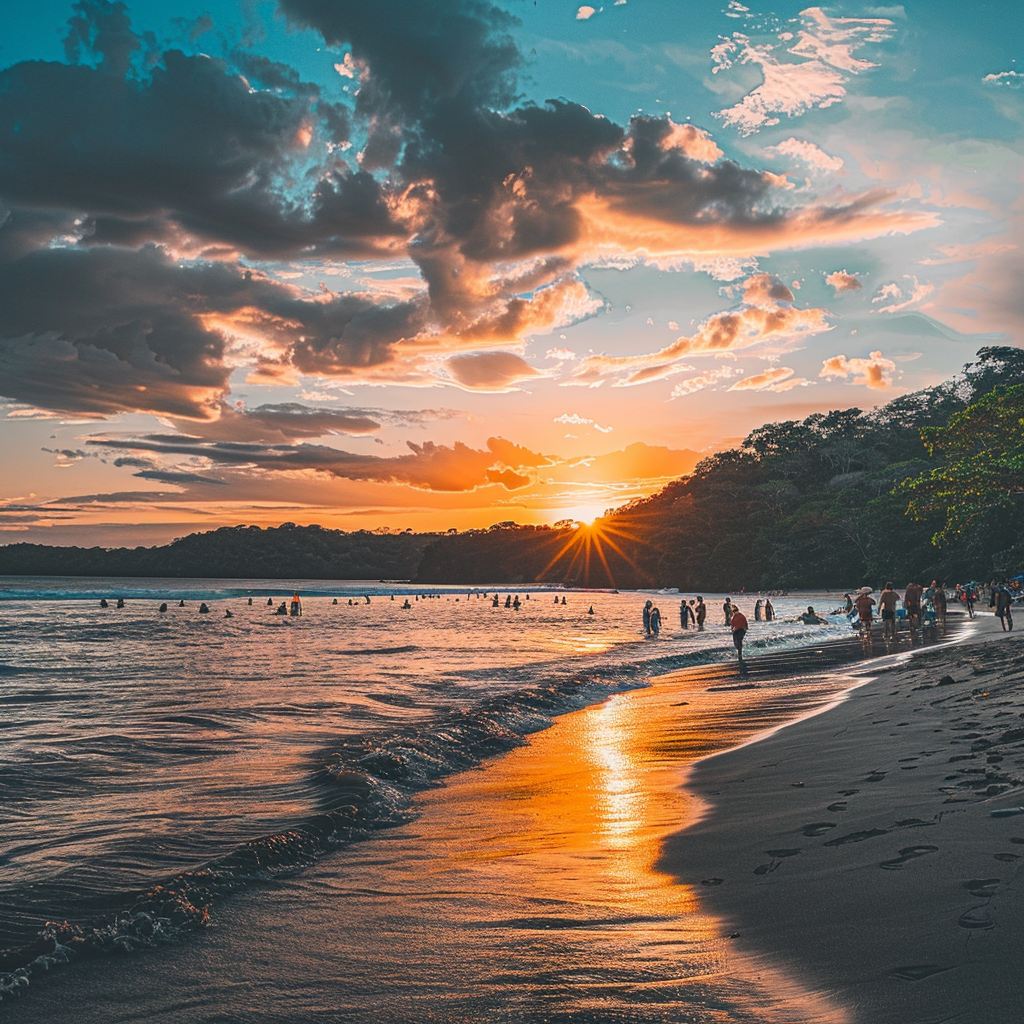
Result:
[3, 348, 1023, 589]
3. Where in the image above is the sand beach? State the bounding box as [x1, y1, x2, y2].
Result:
[665, 613, 1024, 1023]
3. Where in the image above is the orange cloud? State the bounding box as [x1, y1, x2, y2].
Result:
[819, 350, 896, 389]
[825, 270, 862, 292]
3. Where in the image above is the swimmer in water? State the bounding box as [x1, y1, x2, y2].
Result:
[100, 599, 108, 608]
[199, 602, 210, 614]
[290, 593, 301, 617]
[159, 603, 167, 613]
[224, 609, 233, 618]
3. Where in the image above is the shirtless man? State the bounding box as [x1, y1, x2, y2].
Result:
[878, 582, 900, 642]
[855, 588, 876, 650]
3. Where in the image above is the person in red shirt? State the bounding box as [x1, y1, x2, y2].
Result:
[731, 607, 749, 665]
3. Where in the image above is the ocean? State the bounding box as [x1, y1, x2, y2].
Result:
[0, 578, 859, 1020]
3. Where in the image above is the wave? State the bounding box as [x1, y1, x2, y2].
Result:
[0, 667, 650, 1003]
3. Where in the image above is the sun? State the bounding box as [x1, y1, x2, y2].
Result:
[558, 504, 608, 526]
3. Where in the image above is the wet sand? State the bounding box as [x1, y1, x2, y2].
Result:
[665, 613, 1024, 1023]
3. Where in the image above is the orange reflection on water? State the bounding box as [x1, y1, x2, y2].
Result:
[407, 668, 854, 1022]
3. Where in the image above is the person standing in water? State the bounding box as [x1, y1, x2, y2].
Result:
[290, 593, 302, 616]
[679, 599, 690, 629]
[643, 600, 653, 635]
[764, 597, 774, 622]
[878, 582, 899, 643]
[649, 605, 662, 637]
[933, 581, 947, 631]
[723, 597, 733, 626]
[754, 599, 763, 621]
[731, 606, 748, 667]
[695, 597, 707, 631]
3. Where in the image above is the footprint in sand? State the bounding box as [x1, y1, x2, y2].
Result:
[958, 905, 996, 930]
[962, 878, 1000, 896]
[879, 845, 939, 870]
[838, 789, 860, 797]
[827, 802, 848, 813]
[801, 823, 836, 837]
[864, 771, 888, 783]
[753, 861, 780, 875]
[765, 848, 801, 858]
[701, 877, 724, 885]
[994, 853, 1020, 862]
[891, 964, 954, 981]
[824, 828, 890, 846]
[1008, 838, 1024, 845]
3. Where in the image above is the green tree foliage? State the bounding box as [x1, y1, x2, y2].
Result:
[902, 385, 1024, 543]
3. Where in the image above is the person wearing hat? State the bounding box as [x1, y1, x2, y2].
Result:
[855, 587, 875, 634]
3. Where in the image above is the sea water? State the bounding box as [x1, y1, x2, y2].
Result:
[0, 578, 855, 1016]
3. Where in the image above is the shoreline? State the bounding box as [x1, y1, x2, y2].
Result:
[662, 613, 1024, 1023]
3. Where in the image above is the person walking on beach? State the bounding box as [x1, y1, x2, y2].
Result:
[723, 597, 733, 626]
[695, 597, 707, 631]
[991, 585, 1014, 631]
[904, 581, 923, 642]
[962, 584, 976, 619]
[878, 582, 899, 643]
[764, 597, 774, 622]
[933, 581, 947, 632]
[855, 587, 875, 650]
[731, 606, 748, 668]
[643, 600, 653, 635]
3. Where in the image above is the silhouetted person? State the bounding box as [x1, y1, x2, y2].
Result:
[878, 582, 899, 642]
[199, 603, 210, 614]
[267, 598, 274, 606]
[731, 607, 748, 667]
[695, 597, 707, 631]
[722, 598, 733, 626]
[505, 595, 512, 608]
[179, 599, 185, 607]
[99, 599, 108, 608]
[333, 598, 338, 605]
[116, 598, 125, 609]
[512, 595, 521, 610]
[224, 609, 233, 618]
[754, 599, 763, 621]
[649, 605, 662, 636]
[764, 597, 774, 622]
[588, 605, 595, 615]
[159, 603, 167, 613]
[248, 597, 253, 606]
[992, 585, 1014, 631]
[643, 599, 653, 635]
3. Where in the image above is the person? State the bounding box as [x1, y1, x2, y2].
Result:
[364, 595, 371, 605]
[512, 595, 521, 610]
[588, 605, 595, 615]
[843, 593, 853, 614]
[248, 597, 253, 606]
[224, 609, 233, 618]
[854, 587, 875, 633]
[798, 606, 826, 625]
[116, 597, 124, 609]
[554, 595, 560, 604]
[904, 581, 922, 626]
[267, 598, 274, 606]
[333, 598, 338, 605]
[561, 596, 567, 606]
[643, 600, 653, 635]
[680, 599, 690, 629]
[505, 594, 512, 608]
[290, 593, 302, 617]
[991, 584, 1014, 631]
[723, 598, 733, 626]
[179, 599, 186, 607]
[100, 598, 109, 608]
[764, 597, 774, 622]
[159, 603, 167, 613]
[649, 605, 662, 636]
[199, 602, 210, 614]
[402, 599, 412, 609]
[493, 595, 500, 607]
[754, 599, 763, 621]
[933, 581, 947, 631]
[962, 584, 975, 619]
[695, 597, 707, 631]
[731, 606, 748, 665]
[878, 582, 900, 642]
[276, 602, 288, 615]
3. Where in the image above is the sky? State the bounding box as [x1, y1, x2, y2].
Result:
[0, 0, 1021, 545]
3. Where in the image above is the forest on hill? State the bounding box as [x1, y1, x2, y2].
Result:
[0, 523, 433, 580]
[3, 348, 1023, 589]
[415, 347, 1024, 591]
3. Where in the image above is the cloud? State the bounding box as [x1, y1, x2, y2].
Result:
[728, 366, 795, 390]
[444, 351, 543, 391]
[871, 276, 933, 313]
[983, 71, 1024, 89]
[825, 270, 862, 292]
[567, 273, 831, 387]
[819, 349, 895, 389]
[657, 119, 723, 163]
[576, 6, 597, 20]
[553, 412, 613, 433]
[767, 137, 844, 173]
[86, 432, 548, 492]
[712, 8, 896, 135]
[669, 366, 739, 398]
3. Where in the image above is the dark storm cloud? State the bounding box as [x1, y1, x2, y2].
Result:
[86, 432, 545, 492]
[133, 469, 227, 485]
[0, 1, 407, 260]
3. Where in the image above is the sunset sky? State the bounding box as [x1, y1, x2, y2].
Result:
[1, 0, 1021, 545]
